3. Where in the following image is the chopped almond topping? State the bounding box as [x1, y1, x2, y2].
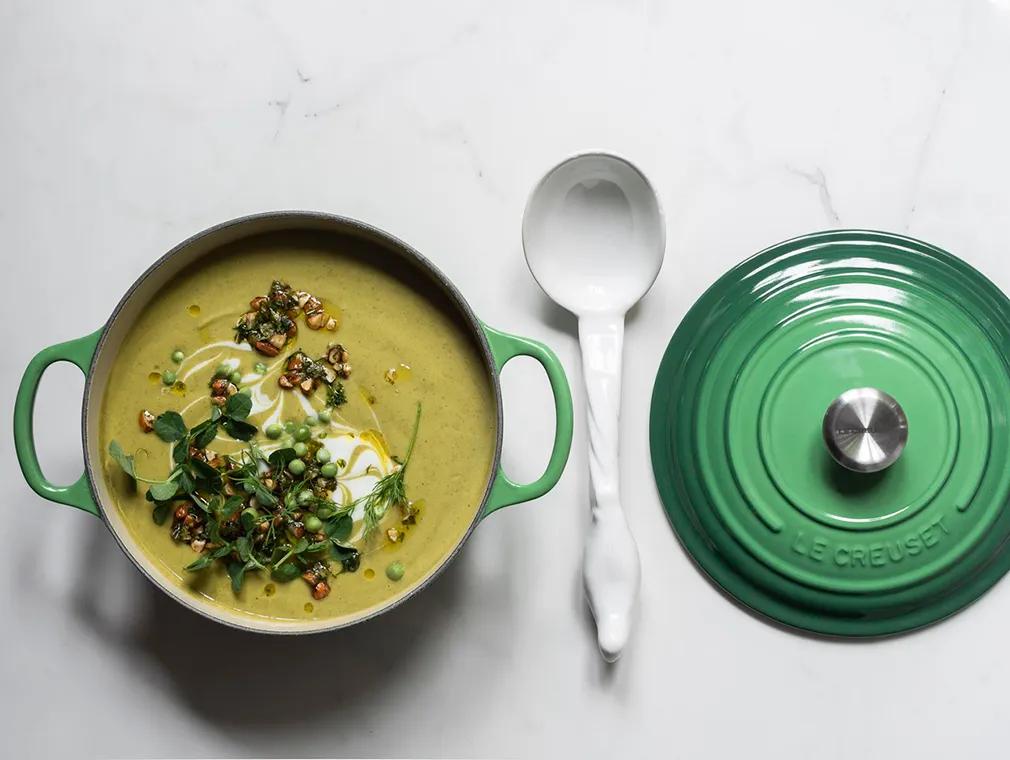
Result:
[254, 339, 280, 357]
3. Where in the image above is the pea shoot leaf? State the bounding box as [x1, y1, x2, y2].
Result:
[331, 542, 360, 572]
[173, 444, 189, 466]
[108, 441, 135, 478]
[225, 393, 252, 420]
[186, 554, 215, 572]
[325, 513, 353, 542]
[176, 469, 195, 495]
[236, 536, 253, 562]
[186, 545, 231, 572]
[221, 417, 257, 441]
[244, 476, 277, 507]
[268, 447, 297, 468]
[218, 495, 245, 520]
[148, 479, 179, 501]
[191, 420, 218, 449]
[271, 561, 301, 583]
[154, 411, 187, 443]
[190, 458, 221, 488]
[227, 560, 247, 593]
[152, 502, 172, 525]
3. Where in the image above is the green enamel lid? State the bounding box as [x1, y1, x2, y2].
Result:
[650, 230, 1010, 637]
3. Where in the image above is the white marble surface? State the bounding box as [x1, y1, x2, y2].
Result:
[4, 1, 1010, 757]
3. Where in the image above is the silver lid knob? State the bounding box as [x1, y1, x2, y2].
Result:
[822, 387, 908, 473]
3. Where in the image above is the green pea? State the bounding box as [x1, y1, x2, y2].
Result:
[318, 409, 331, 423]
[171, 350, 184, 364]
[315, 506, 335, 520]
[297, 489, 314, 506]
[288, 459, 306, 476]
[303, 514, 323, 533]
[320, 463, 338, 478]
[284, 420, 296, 433]
[386, 561, 405, 581]
[294, 426, 311, 442]
[293, 442, 308, 457]
[229, 370, 243, 385]
[254, 362, 268, 374]
[214, 363, 230, 378]
[315, 447, 331, 464]
[305, 415, 319, 426]
[161, 370, 177, 385]
[265, 423, 283, 439]
[240, 507, 260, 532]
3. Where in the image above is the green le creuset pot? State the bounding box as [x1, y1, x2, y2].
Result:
[651, 229, 1010, 637]
[14, 211, 574, 633]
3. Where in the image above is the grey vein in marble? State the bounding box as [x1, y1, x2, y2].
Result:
[789, 166, 841, 225]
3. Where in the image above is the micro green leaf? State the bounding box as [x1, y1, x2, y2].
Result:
[222, 417, 257, 441]
[190, 457, 221, 487]
[186, 545, 231, 572]
[271, 561, 301, 583]
[108, 440, 136, 478]
[148, 479, 179, 501]
[152, 502, 172, 525]
[325, 513, 353, 542]
[176, 469, 195, 494]
[225, 393, 252, 421]
[268, 448, 297, 469]
[218, 495, 245, 520]
[185, 554, 215, 572]
[331, 542, 360, 572]
[236, 536, 253, 562]
[227, 560, 247, 593]
[173, 441, 189, 465]
[153, 411, 187, 443]
[191, 420, 219, 449]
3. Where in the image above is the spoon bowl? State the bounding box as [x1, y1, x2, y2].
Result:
[523, 153, 665, 316]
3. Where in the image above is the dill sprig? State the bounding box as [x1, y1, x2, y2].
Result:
[359, 403, 422, 539]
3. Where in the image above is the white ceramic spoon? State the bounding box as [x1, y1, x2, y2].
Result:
[523, 153, 665, 662]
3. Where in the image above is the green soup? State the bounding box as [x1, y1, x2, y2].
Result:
[99, 231, 497, 624]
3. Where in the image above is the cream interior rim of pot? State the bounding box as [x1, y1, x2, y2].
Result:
[82, 211, 504, 633]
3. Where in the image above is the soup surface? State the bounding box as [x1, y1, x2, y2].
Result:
[100, 230, 497, 625]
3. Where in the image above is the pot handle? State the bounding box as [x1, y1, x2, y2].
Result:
[14, 328, 103, 516]
[481, 323, 574, 516]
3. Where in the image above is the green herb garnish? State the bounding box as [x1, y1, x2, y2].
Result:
[234, 280, 299, 355]
[356, 403, 422, 538]
[326, 382, 347, 408]
[108, 398, 371, 598]
[153, 411, 187, 442]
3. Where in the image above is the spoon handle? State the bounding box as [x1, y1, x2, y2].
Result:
[578, 313, 641, 662]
